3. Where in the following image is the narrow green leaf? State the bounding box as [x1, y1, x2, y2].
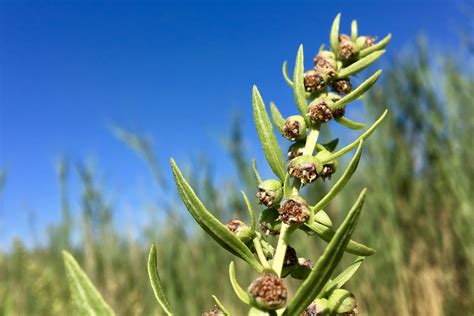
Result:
[241, 190, 256, 232]
[359, 33, 392, 58]
[62, 251, 115, 316]
[312, 141, 363, 212]
[171, 159, 262, 272]
[252, 86, 287, 181]
[211, 295, 231, 316]
[252, 159, 263, 184]
[147, 245, 174, 316]
[351, 20, 358, 41]
[229, 262, 251, 304]
[328, 110, 388, 161]
[332, 70, 382, 110]
[304, 220, 375, 256]
[314, 210, 333, 228]
[320, 139, 339, 152]
[330, 14, 341, 55]
[283, 174, 292, 199]
[320, 257, 365, 298]
[282, 61, 294, 87]
[337, 50, 385, 78]
[284, 189, 367, 315]
[270, 101, 285, 133]
[335, 117, 366, 130]
[293, 45, 310, 124]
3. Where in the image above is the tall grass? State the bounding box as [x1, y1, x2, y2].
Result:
[0, 43, 472, 315]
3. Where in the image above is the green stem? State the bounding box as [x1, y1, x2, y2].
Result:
[302, 125, 321, 156]
[253, 237, 270, 269]
[272, 223, 291, 277]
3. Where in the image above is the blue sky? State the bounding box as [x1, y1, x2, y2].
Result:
[0, 0, 467, 246]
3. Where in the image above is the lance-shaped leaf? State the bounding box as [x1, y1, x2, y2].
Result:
[314, 210, 333, 228]
[252, 159, 263, 184]
[282, 61, 294, 87]
[312, 141, 363, 213]
[351, 20, 358, 41]
[270, 102, 285, 133]
[241, 190, 256, 232]
[171, 159, 263, 272]
[252, 86, 287, 181]
[229, 261, 251, 304]
[330, 14, 341, 55]
[332, 70, 382, 110]
[359, 33, 392, 58]
[335, 117, 366, 130]
[284, 189, 367, 316]
[62, 251, 115, 316]
[320, 139, 339, 152]
[212, 295, 231, 316]
[337, 50, 385, 78]
[304, 220, 375, 256]
[293, 45, 310, 125]
[319, 256, 365, 298]
[147, 245, 174, 316]
[326, 110, 388, 161]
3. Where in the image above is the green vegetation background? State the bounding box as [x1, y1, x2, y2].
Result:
[1, 41, 473, 315]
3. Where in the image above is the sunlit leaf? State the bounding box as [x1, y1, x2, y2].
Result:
[147, 245, 174, 316]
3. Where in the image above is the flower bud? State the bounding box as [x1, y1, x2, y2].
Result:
[332, 78, 352, 95]
[356, 35, 375, 50]
[259, 208, 281, 235]
[302, 298, 330, 316]
[315, 150, 337, 180]
[287, 142, 305, 160]
[288, 155, 323, 183]
[328, 289, 356, 314]
[202, 307, 225, 316]
[248, 273, 287, 310]
[313, 50, 337, 78]
[226, 219, 253, 243]
[256, 179, 283, 207]
[282, 115, 307, 141]
[280, 245, 299, 277]
[304, 69, 326, 93]
[278, 196, 311, 225]
[338, 34, 357, 62]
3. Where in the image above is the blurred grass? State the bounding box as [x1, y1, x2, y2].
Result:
[1, 42, 473, 315]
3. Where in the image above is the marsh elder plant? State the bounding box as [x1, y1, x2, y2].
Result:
[62, 14, 391, 315]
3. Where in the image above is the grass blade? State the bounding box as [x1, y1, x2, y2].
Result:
[171, 159, 262, 272]
[62, 251, 115, 316]
[147, 245, 174, 316]
[252, 86, 287, 181]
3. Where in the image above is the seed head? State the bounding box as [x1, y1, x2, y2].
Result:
[332, 78, 352, 95]
[287, 142, 305, 160]
[248, 273, 287, 310]
[313, 50, 337, 78]
[226, 219, 252, 243]
[308, 100, 333, 124]
[202, 307, 225, 316]
[278, 196, 311, 225]
[288, 155, 323, 184]
[304, 69, 325, 92]
[356, 35, 375, 50]
[282, 115, 307, 141]
[338, 34, 357, 62]
[256, 179, 283, 207]
[315, 150, 337, 180]
[301, 298, 330, 316]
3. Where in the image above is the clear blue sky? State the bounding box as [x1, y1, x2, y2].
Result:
[0, 0, 467, 246]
